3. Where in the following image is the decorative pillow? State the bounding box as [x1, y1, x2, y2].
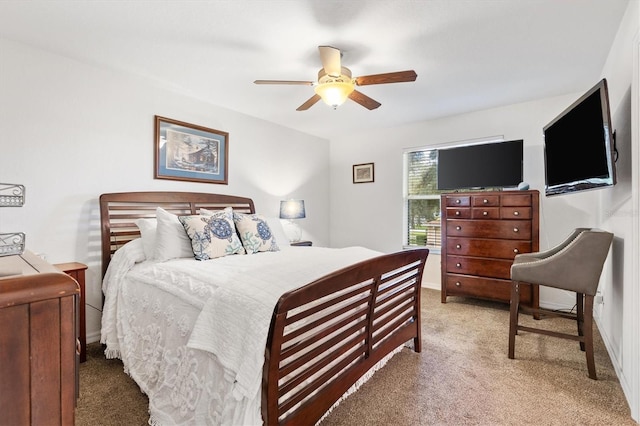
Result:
[154, 207, 195, 261]
[134, 218, 157, 260]
[178, 208, 245, 260]
[233, 212, 279, 254]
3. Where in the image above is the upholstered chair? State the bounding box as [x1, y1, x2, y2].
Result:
[508, 228, 614, 379]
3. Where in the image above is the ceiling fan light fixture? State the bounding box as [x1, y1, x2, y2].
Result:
[254, 46, 417, 111]
[314, 81, 354, 109]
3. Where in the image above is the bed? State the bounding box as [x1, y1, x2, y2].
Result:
[99, 191, 429, 425]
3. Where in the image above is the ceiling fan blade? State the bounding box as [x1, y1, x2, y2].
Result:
[318, 46, 342, 77]
[296, 94, 322, 111]
[355, 70, 417, 86]
[348, 90, 381, 110]
[254, 80, 314, 85]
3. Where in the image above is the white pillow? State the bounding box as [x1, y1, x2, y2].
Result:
[135, 218, 157, 260]
[265, 217, 292, 250]
[178, 207, 245, 260]
[154, 207, 195, 261]
[233, 212, 279, 254]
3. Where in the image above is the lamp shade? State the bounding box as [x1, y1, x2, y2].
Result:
[279, 200, 306, 219]
[314, 81, 354, 108]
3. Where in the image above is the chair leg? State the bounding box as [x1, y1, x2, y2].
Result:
[576, 292, 585, 351]
[584, 294, 597, 380]
[508, 281, 520, 359]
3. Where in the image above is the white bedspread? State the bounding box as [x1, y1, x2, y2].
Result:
[101, 241, 381, 425]
[187, 246, 381, 402]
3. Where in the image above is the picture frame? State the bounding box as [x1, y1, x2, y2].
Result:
[154, 115, 229, 184]
[353, 162, 375, 184]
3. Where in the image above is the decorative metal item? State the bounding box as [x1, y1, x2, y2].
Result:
[0, 183, 25, 207]
[0, 183, 26, 256]
[0, 232, 25, 257]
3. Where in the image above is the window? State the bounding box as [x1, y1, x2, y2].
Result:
[403, 137, 504, 251]
[404, 149, 443, 249]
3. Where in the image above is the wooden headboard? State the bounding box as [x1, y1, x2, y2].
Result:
[99, 191, 255, 277]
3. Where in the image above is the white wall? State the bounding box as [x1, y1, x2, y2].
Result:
[329, 92, 581, 296]
[597, 0, 639, 420]
[0, 37, 330, 344]
[329, 1, 639, 419]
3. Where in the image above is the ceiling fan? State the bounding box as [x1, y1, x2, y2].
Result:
[254, 46, 417, 111]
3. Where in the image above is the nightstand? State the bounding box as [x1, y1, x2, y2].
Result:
[55, 262, 88, 363]
[290, 241, 312, 247]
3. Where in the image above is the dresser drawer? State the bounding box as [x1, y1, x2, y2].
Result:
[472, 207, 500, 219]
[501, 193, 532, 206]
[446, 207, 471, 218]
[472, 195, 499, 206]
[444, 274, 533, 304]
[446, 220, 532, 240]
[446, 238, 532, 259]
[445, 196, 470, 207]
[446, 255, 513, 279]
[501, 206, 532, 220]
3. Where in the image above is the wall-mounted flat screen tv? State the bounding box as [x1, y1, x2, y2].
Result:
[437, 139, 523, 190]
[543, 78, 616, 197]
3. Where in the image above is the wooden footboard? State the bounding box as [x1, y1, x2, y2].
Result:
[262, 248, 429, 425]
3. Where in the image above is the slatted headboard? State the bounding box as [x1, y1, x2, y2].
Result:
[99, 191, 255, 277]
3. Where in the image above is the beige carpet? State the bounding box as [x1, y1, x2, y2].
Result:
[76, 289, 636, 425]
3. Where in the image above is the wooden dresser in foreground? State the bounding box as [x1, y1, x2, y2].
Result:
[441, 190, 539, 308]
[0, 251, 80, 426]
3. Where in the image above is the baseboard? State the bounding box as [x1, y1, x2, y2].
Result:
[86, 330, 101, 344]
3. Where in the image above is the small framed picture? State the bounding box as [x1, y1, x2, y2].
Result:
[154, 116, 229, 184]
[353, 163, 375, 184]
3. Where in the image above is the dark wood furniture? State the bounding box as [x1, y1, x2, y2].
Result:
[100, 191, 429, 426]
[440, 190, 539, 308]
[0, 251, 80, 425]
[55, 262, 88, 363]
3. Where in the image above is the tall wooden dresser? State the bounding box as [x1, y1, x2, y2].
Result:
[440, 190, 539, 308]
[0, 251, 80, 425]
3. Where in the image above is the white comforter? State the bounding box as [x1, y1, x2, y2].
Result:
[101, 240, 381, 425]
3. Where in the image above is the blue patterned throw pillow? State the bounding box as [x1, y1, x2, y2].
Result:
[178, 207, 245, 260]
[233, 212, 280, 254]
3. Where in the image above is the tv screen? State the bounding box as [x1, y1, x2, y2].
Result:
[437, 140, 523, 191]
[543, 78, 616, 196]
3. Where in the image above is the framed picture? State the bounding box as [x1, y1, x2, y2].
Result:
[154, 116, 229, 184]
[353, 163, 375, 184]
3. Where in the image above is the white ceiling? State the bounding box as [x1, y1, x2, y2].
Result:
[0, 0, 630, 140]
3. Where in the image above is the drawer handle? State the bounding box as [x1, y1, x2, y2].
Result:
[456, 226, 462, 231]
[455, 211, 461, 216]
[513, 227, 519, 233]
[456, 263, 462, 268]
[513, 248, 519, 254]
[513, 211, 520, 216]
[455, 281, 461, 287]
[483, 199, 488, 204]
[483, 211, 488, 216]
[456, 244, 461, 249]
[455, 199, 461, 204]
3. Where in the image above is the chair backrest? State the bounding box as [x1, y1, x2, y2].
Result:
[511, 228, 613, 295]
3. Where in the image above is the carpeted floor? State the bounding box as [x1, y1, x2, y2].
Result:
[76, 288, 636, 425]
